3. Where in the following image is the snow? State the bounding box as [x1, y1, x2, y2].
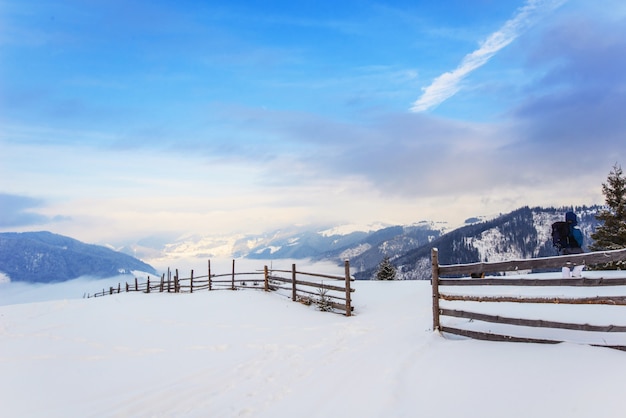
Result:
[339, 242, 372, 260]
[155, 234, 247, 260]
[533, 211, 560, 252]
[318, 222, 389, 237]
[471, 227, 525, 262]
[2, 264, 626, 418]
[255, 245, 282, 255]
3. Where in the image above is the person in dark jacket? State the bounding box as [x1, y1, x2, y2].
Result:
[562, 211, 584, 255]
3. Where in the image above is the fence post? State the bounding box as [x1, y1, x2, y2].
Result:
[175, 269, 179, 293]
[160, 274, 164, 292]
[167, 268, 171, 292]
[117, 283, 121, 293]
[431, 248, 441, 331]
[344, 260, 352, 317]
[126, 282, 129, 292]
[146, 278, 151, 293]
[208, 259, 212, 291]
[190, 269, 194, 293]
[231, 259, 235, 290]
[264, 265, 269, 291]
[292, 263, 297, 301]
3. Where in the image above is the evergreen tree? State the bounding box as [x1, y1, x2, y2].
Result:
[376, 256, 397, 280]
[590, 164, 626, 256]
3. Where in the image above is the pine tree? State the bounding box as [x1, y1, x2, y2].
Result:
[376, 256, 397, 280]
[590, 164, 626, 255]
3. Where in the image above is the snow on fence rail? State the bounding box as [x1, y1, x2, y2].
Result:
[431, 248, 626, 350]
[85, 259, 355, 316]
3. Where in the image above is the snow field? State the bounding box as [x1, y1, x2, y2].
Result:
[1, 279, 626, 417]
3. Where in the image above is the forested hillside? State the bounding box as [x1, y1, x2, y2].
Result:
[354, 206, 601, 280]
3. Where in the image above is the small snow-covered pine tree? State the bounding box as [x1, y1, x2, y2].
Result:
[590, 163, 626, 269]
[376, 256, 397, 280]
[590, 163, 626, 251]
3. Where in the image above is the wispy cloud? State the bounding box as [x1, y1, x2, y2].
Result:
[411, 0, 567, 113]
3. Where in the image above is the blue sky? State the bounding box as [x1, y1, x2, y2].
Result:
[2, 0, 626, 247]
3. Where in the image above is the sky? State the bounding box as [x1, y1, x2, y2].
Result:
[2, 0, 626, 248]
[2, 274, 626, 417]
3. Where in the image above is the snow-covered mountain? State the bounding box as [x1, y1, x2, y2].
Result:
[0, 205, 604, 283]
[356, 205, 601, 280]
[0, 231, 157, 283]
[125, 221, 448, 269]
[113, 205, 603, 281]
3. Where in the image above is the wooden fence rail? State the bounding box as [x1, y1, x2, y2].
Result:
[86, 260, 355, 316]
[266, 261, 354, 315]
[431, 247, 626, 350]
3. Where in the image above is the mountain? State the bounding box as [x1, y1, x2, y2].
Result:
[140, 222, 447, 264]
[111, 205, 603, 282]
[226, 222, 447, 273]
[354, 206, 602, 280]
[0, 231, 157, 283]
[316, 221, 444, 272]
[235, 227, 367, 260]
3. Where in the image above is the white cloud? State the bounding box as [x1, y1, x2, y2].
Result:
[411, 0, 567, 112]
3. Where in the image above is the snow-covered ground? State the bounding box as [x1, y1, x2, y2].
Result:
[2, 263, 626, 418]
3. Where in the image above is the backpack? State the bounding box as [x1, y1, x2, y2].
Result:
[551, 221, 571, 250]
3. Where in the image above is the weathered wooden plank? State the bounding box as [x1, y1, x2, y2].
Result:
[440, 308, 626, 332]
[440, 293, 626, 305]
[329, 301, 354, 313]
[269, 269, 348, 281]
[208, 259, 212, 291]
[295, 278, 351, 293]
[439, 277, 626, 287]
[344, 260, 352, 317]
[211, 272, 265, 278]
[291, 264, 297, 302]
[438, 248, 626, 276]
[432, 248, 441, 331]
[441, 326, 626, 351]
[441, 326, 561, 344]
[267, 275, 353, 292]
[291, 287, 348, 301]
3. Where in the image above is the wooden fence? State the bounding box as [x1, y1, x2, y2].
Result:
[431, 247, 626, 350]
[86, 259, 355, 316]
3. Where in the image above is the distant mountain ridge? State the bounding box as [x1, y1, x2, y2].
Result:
[111, 205, 603, 281]
[132, 221, 447, 262]
[186, 206, 600, 280]
[239, 222, 443, 262]
[355, 206, 601, 280]
[0, 231, 157, 283]
[1, 207, 601, 284]
[148, 221, 447, 267]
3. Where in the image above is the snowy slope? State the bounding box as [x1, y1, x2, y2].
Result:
[0, 231, 157, 283]
[2, 270, 626, 418]
[382, 206, 602, 281]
